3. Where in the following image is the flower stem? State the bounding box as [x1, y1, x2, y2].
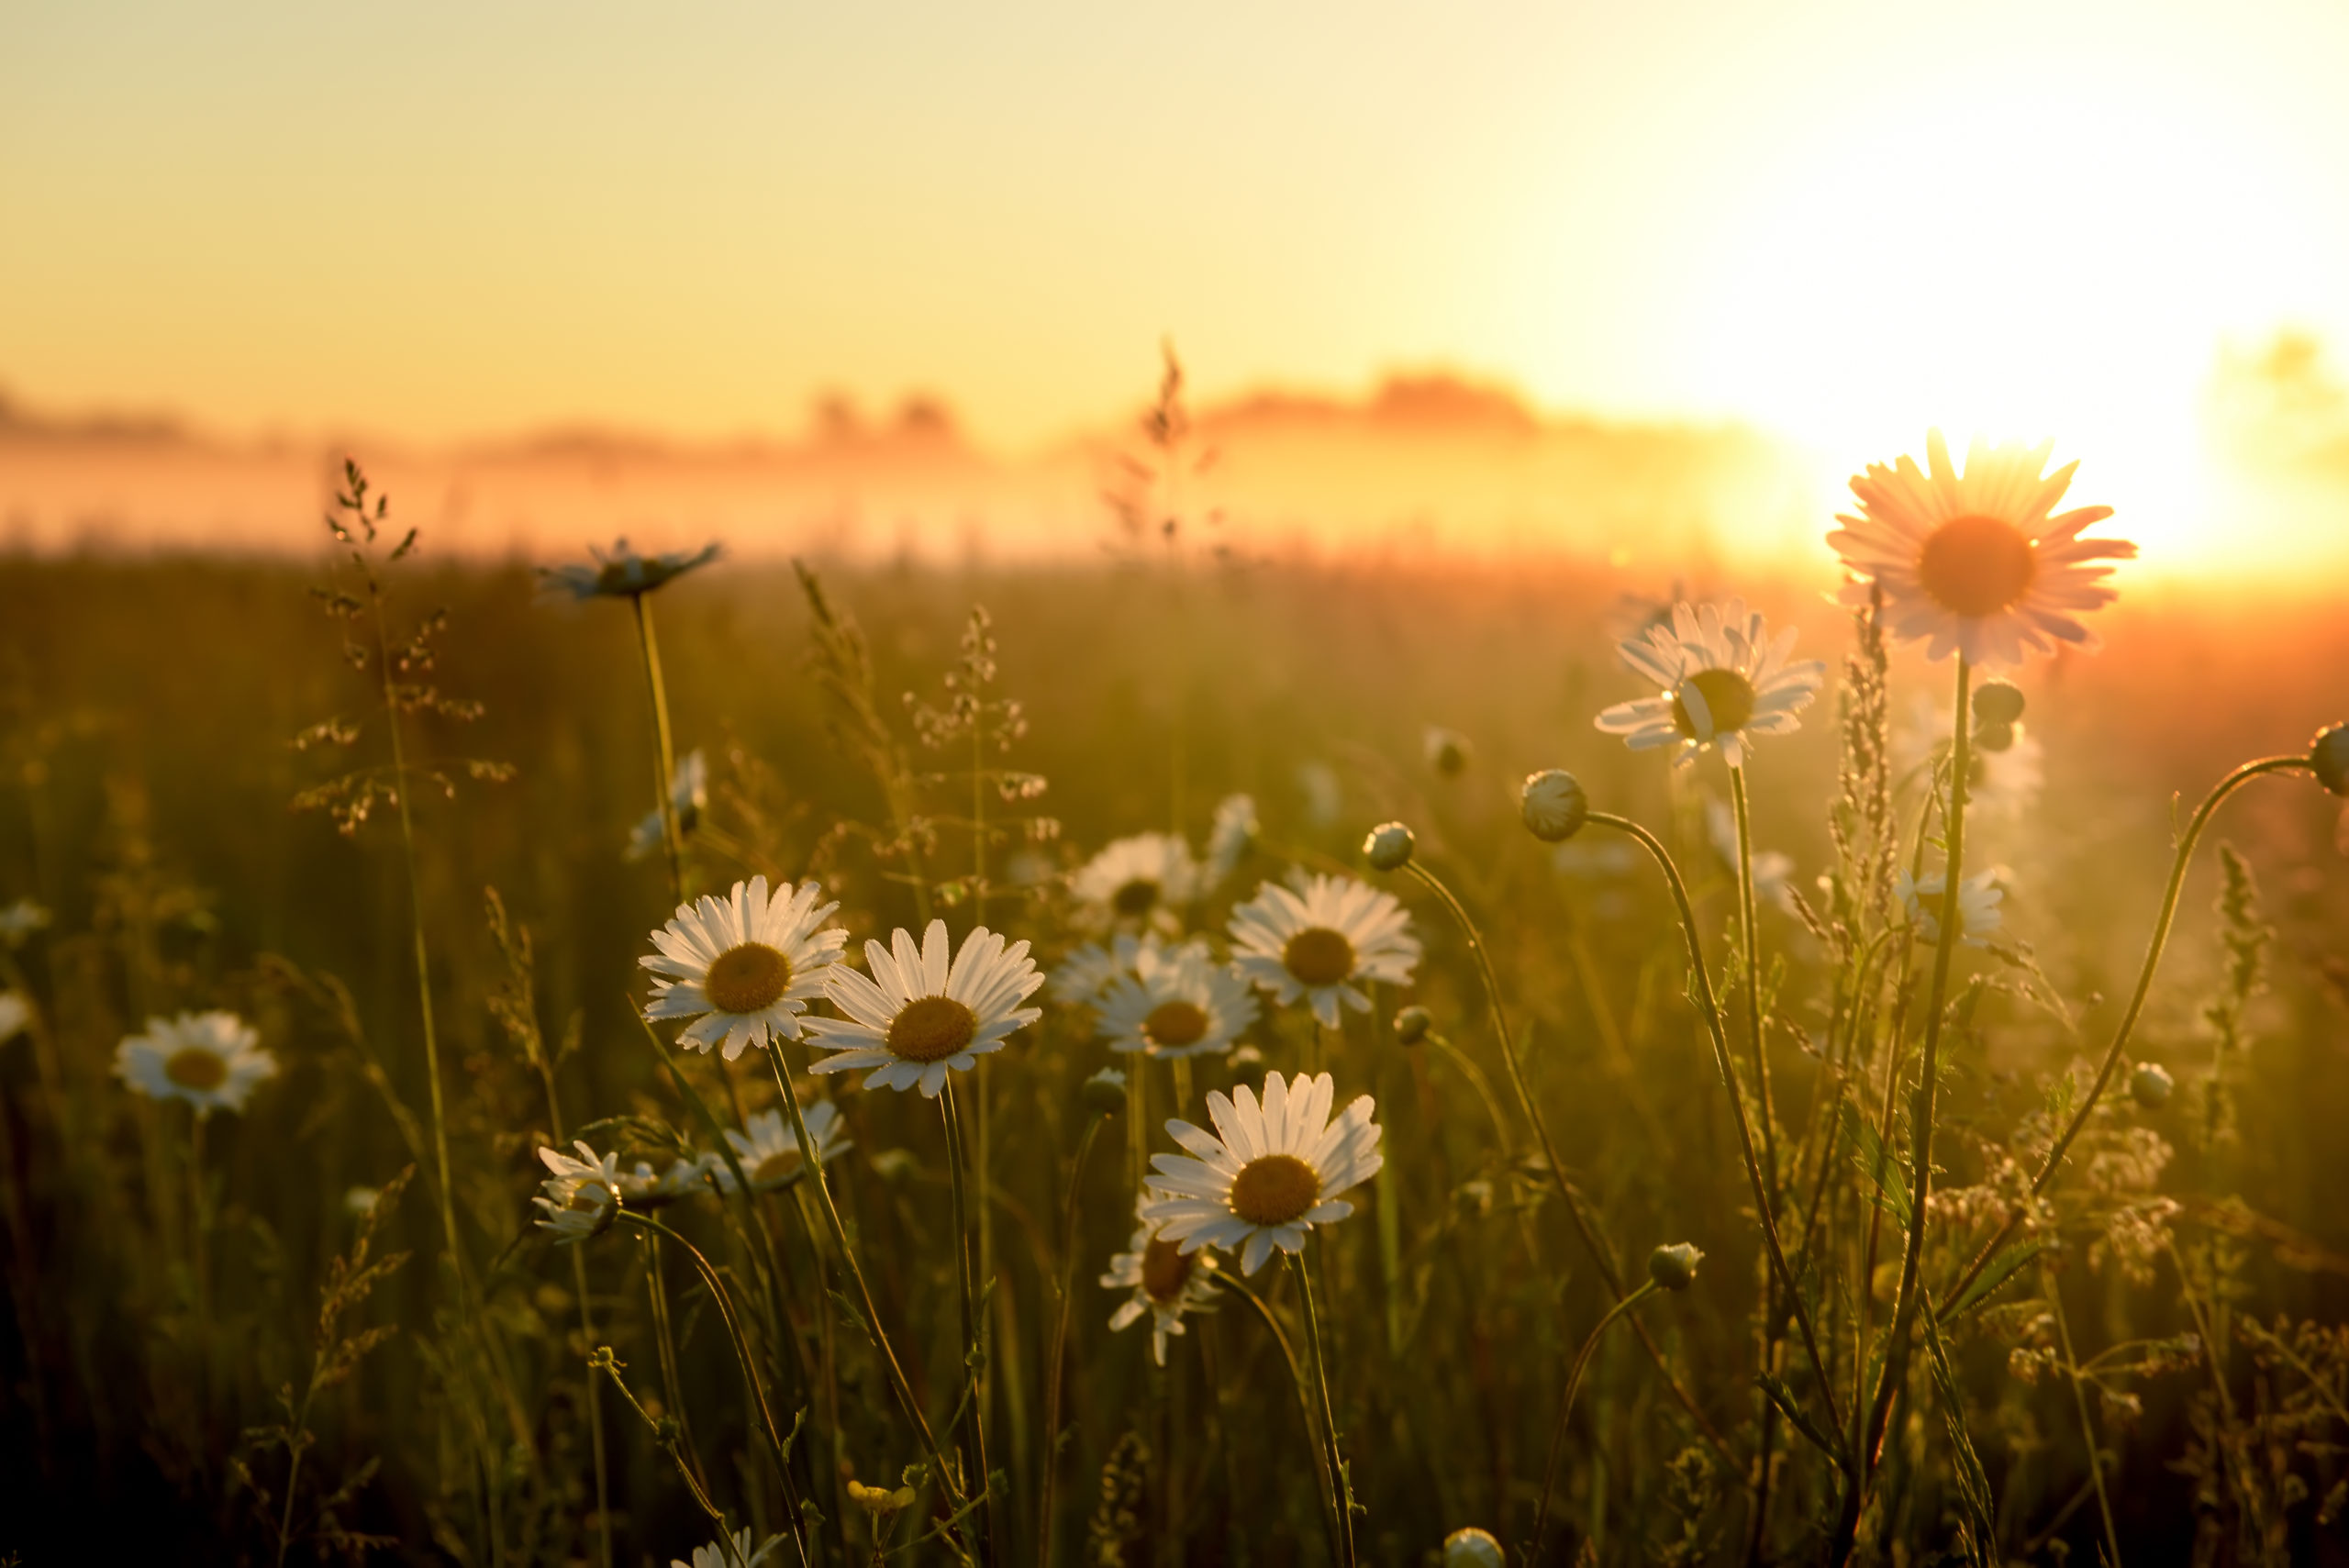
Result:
[2045, 1261, 2124, 1568]
[629, 591, 686, 907]
[1038, 1110, 1109, 1568]
[1728, 765, 1780, 1190]
[941, 1080, 996, 1564]
[1290, 1251, 1358, 1568]
[1531, 1281, 1661, 1561]
[1217, 1269, 1341, 1561]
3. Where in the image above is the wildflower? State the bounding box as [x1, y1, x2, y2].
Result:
[1229, 873, 1420, 1030]
[2131, 1062, 2176, 1109]
[1520, 770, 1589, 842]
[1831, 430, 2136, 667]
[1442, 1528, 1507, 1568]
[113, 1012, 277, 1118]
[1705, 798, 1794, 911]
[718, 1101, 851, 1193]
[1648, 1242, 1704, 1291]
[1143, 1070, 1383, 1274]
[1423, 726, 1471, 777]
[0, 898, 50, 946]
[1050, 931, 1163, 1006]
[628, 749, 708, 861]
[847, 1479, 916, 1517]
[1204, 793, 1259, 884]
[807, 918, 1043, 1096]
[533, 1140, 624, 1243]
[1363, 821, 1415, 872]
[541, 538, 721, 601]
[640, 876, 846, 1060]
[1071, 832, 1199, 929]
[670, 1528, 779, 1568]
[1096, 943, 1258, 1061]
[2311, 723, 2349, 797]
[1898, 868, 2004, 947]
[1101, 1197, 1221, 1364]
[1595, 599, 1825, 768]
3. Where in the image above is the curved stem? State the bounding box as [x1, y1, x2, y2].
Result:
[1728, 765, 1780, 1190]
[1217, 1270, 1343, 1562]
[1937, 754, 2313, 1318]
[1038, 1113, 1108, 1568]
[1585, 814, 1848, 1450]
[2046, 1262, 2124, 1568]
[1531, 1281, 1661, 1562]
[629, 591, 686, 906]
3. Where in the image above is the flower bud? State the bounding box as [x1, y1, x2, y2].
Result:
[1971, 719, 2017, 755]
[1364, 821, 1416, 872]
[2130, 1061, 2175, 1109]
[1648, 1241, 1704, 1292]
[1442, 1527, 1506, 1568]
[1081, 1066, 1129, 1118]
[1424, 726, 1472, 777]
[1393, 1005, 1433, 1046]
[1973, 680, 2026, 728]
[1520, 770, 1588, 843]
[2310, 723, 2349, 797]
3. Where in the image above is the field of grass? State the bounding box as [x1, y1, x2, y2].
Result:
[2, 501, 2347, 1566]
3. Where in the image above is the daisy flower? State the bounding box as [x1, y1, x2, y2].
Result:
[1071, 832, 1200, 929]
[629, 749, 708, 862]
[1229, 873, 1419, 1030]
[0, 991, 29, 1045]
[533, 1140, 624, 1244]
[717, 1101, 852, 1193]
[807, 919, 1043, 1097]
[1100, 1199, 1220, 1364]
[1204, 793, 1259, 885]
[1144, 1070, 1382, 1274]
[1898, 868, 2004, 948]
[113, 1011, 277, 1118]
[1594, 599, 1825, 768]
[640, 876, 846, 1060]
[1050, 931, 1165, 1006]
[1096, 942, 1258, 1061]
[540, 539, 722, 601]
[1831, 430, 2136, 668]
[671, 1527, 779, 1568]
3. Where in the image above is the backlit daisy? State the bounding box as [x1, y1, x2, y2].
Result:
[533, 1140, 624, 1243]
[113, 1011, 277, 1118]
[1050, 931, 1166, 1006]
[540, 538, 722, 601]
[1594, 599, 1825, 768]
[1229, 873, 1419, 1030]
[1072, 832, 1200, 929]
[807, 919, 1044, 1097]
[1831, 430, 2136, 668]
[717, 1101, 852, 1193]
[640, 876, 846, 1060]
[1143, 1070, 1383, 1274]
[1096, 941, 1258, 1061]
[1101, 1198, 1220, 1364]
[1898, 868, 2004, 948]
[671, 1527, 779, 1568]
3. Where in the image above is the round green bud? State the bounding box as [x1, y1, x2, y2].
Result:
[1364, 821, 1416, 872]
[1520, 770, 1588, 843]
[1442, 1527, 1506, 1568]
[1973, 680, 2026, 728]
[1393, 1005, 1433, 1046]
[2130, 1062, 2175, 1109]
[1425, 726, 1472, 778]
[2310, 723, 2349, 797]
[1972, 719, 2017, 755]
[1081, 1066, 1129, 1118]
[1648, 1241, 1704, 1292]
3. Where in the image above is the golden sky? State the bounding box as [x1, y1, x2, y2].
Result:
[6, 0, 2349, 562]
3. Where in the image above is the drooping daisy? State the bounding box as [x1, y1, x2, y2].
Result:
[533, 1140, 624, 1243]
[1594, 599, 1826, 768]
[1898, 868, 2004, 948]
[717, 1101, 852, 1193]
[1144, 1070, 1383, 1275]
[0, 991, 29, 1045]
[1228, 873, 1420, 1030]
[1204, 793, 1259, 886]
[1100, 1199, 1220, 1364]
[1071, 832, 1201, 929]
[1831, 430, 2136, 668]
[670, 1527, 779, 1568]
[1096, 942, 1258, 1061]
[0, 898, 50, 945]
[807, 919, 1043, 1097]
[113, 1011, 278, 1118]
[629, 749, 709, 862]
[640, 876, 846, 1060]
[540, 538, 722, 601]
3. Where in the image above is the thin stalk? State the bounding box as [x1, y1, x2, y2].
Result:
[593, 1348, 754, 1568]
[2046, 1263, 2123, 1568]
[1217, 1271, 1343, 1561]
[630, 591, 687, 906]
[532, 1052, 614, 1568]
[1039, 1112, 1110, 1568]
[1531, 1281, 1662, 1562]
[1727, 765, 1780, 1189]
[1290, 1252, 1358, 1568]
[1580, 818, 1848, 1449]
[1938, 754, 2313, 1318]
[941, 1081, 997, 1564]
[1400, 859, 1734, 1463]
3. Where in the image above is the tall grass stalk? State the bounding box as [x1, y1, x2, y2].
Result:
[1038, 1106, 1111, 1568]
[629, 591, 687, 905]
[1217, 1269, 1344, 1562]
[2045, 1261, 2124, 1567]
[941, 1080, 997, 1564]
[1531, 1279, 1661, 1560]
[1290, 1251, 1358, 1568]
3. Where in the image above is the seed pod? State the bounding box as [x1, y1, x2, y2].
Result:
[2131, 1061, 2175, 1109]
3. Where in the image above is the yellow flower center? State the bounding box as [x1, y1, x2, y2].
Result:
[1142, 1000, 1210, 1049]
[1228, 1153, 1322, 1228]
[705, 941, 792, 1016]
[1110, 878, 1162, 917]
[1282, 928, 1355, 988]
[1670, 668, 1757, 740]
[886, 995, 979, 1063]
[752, 1147, 805, 1186]
[163, 1047, 228, 1092]
[1141, 1236, 1194, 1303]
[1918, 514, 2038, 617]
